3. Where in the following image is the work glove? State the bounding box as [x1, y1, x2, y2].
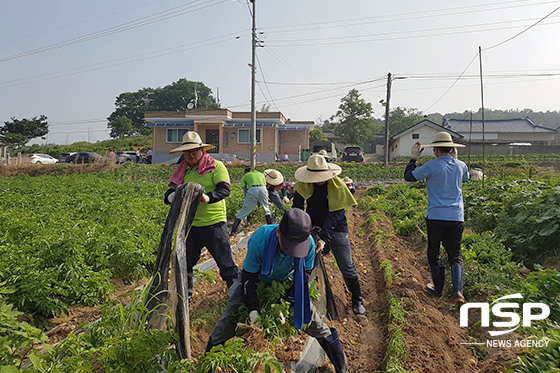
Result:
[283, 196, 290, 204]
[450, 147, 458, 159]
[410, 142, 423, 160]
[248, 310, 259, 324]
[201, 193, 210, 203]
[164, 189, 176, 205]
[316, 239, 325, 254]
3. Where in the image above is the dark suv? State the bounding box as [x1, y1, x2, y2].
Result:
[66, 152, 111, 164]
[341, 146, 364, 162]
[58, 152, 76, 163]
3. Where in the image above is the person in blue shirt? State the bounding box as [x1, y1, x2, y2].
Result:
[206, 209, 348, 373]
[404, 132, 470, 308]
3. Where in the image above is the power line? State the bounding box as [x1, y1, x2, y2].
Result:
[0, 0, 229, 63]
[483, 5, 560, 50]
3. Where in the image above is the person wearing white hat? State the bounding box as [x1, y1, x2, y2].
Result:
[263, 169, 290, 212]
[341, 176, 355, 195]
[165, 131, 239, 301]
[293, 155, 366, 315]
[404, 131, 469, 308]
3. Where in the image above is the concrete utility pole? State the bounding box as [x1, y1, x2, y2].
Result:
[383, 72, 392, 166]
[250, 0, 257, 168]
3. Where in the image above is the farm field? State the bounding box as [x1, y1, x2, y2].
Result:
[1, 160, 559, 372]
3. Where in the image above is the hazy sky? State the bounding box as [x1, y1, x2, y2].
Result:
[1, 0, 559, 145]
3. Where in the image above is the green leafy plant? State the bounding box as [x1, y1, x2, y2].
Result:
[169, 337, 282, 373]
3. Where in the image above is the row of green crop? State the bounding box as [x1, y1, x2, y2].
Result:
[359, 177, 560, 371]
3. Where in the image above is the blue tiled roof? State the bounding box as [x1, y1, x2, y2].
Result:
[443, 117, 558, 134]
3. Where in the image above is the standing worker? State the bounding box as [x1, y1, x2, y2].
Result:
[293, 155, 366, 315]
[230, 167, 273, 235]
[404, 132, 469, 308]
[264, 169, 290, 212]
[135, 148, 141, 163]
[164, 132, 238, 302]
[146, 148, 153, 164]
[206, 209, 348, 373]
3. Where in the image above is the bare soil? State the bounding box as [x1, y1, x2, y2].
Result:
[44, 187, 529, 372]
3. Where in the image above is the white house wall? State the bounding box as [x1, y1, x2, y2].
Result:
[391, 126, 441, 160]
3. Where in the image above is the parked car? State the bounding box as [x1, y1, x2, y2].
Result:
[58, 152, 77, 163]
[29, 153, 58, 164]
[65, 152, 111, 164]
[116, 151, 146, 164]
[341, 146, 364, 162]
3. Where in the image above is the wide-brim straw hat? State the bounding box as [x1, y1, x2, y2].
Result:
[263, 169, 284, 185]
[342, 176, 353, 184]
[169, 132, 216, 154]
[422, 131, 466, 148]
[295, 154, 341, 183]
[318, 149, 327, 156]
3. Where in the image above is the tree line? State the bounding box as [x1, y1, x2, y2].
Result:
[2, 78, 560, 148]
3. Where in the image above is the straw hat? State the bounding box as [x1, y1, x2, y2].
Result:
[263, 169, 284, 186]
[342, 176, 353, 184]
[295, 154, 341, 183]
[169, 132, 216, 154]
[422, 131, 466, 148]
[318, 149, 328, 156]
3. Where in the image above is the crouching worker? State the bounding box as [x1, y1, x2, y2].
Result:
[206, 209, 348, 373]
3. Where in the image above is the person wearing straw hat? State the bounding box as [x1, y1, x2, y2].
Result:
[293, 154, 366, 315]
[342, 176, 355, 195]
[230, 167, 274, 236]
[164, 131, 239, 302]
[404, 131, 470, 308]
[206, 209, 349, 373]
[264, 169, 290, 212]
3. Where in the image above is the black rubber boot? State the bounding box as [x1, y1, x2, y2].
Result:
[451, 264, 466, 308]
[205, 340, 216, 353]
[225, 278, 234, 289]
[187, 273, 194, 303]
[230, 218, 242, 236]
[344, 276, 366, 315]
[426, 265, 445, 297]
[265, 214, 273, 224]
[318, 328, 348, 373]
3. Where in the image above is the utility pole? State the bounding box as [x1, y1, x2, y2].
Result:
[250, 0, 257, 168]
[383, 73, 392, 166]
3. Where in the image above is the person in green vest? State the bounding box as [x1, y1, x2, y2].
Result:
[293, 154, 366, 315]
[164, 131, 238, 302]
[230, 167, 273, 235]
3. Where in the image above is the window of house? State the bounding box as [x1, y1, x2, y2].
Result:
[166, 128, 189, 143]
[412, 133, 419, 139]
[237, 129, 261, 144]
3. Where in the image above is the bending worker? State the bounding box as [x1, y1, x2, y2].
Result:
[264, 168, 290, 212]
[293, 154, 366, 315]
[404, 132, 469, 308]
[206, 209, 348, 373]
[230, 167, 273, 235]
[164, 132, 238, 302]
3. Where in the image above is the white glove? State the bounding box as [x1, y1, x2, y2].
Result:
[411, 142, 423, 159]
[316, 239, 325, 254]
[201, 193, 210, 203]
[249, 310, 259, 324]
[166, 192, 176, 204]
[283, 196, 290, 204]
[450, 147, 458, 159]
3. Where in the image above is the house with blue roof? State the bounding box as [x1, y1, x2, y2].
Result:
[144, 109, 313, 163]
[442, 117, 559, 146]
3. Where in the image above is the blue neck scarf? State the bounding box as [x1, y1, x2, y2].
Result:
[261, 226, 311, 329]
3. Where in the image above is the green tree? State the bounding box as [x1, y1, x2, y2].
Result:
[109, 116, 134, 138]
[389, 107, 423, 135]
[0, 115, 49, 148]
[330, 89, 376, 144]
[309, 128, 328, 142]
[107, 79, 218, 138]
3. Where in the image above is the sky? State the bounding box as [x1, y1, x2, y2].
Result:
[1, 0, 560, 145]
